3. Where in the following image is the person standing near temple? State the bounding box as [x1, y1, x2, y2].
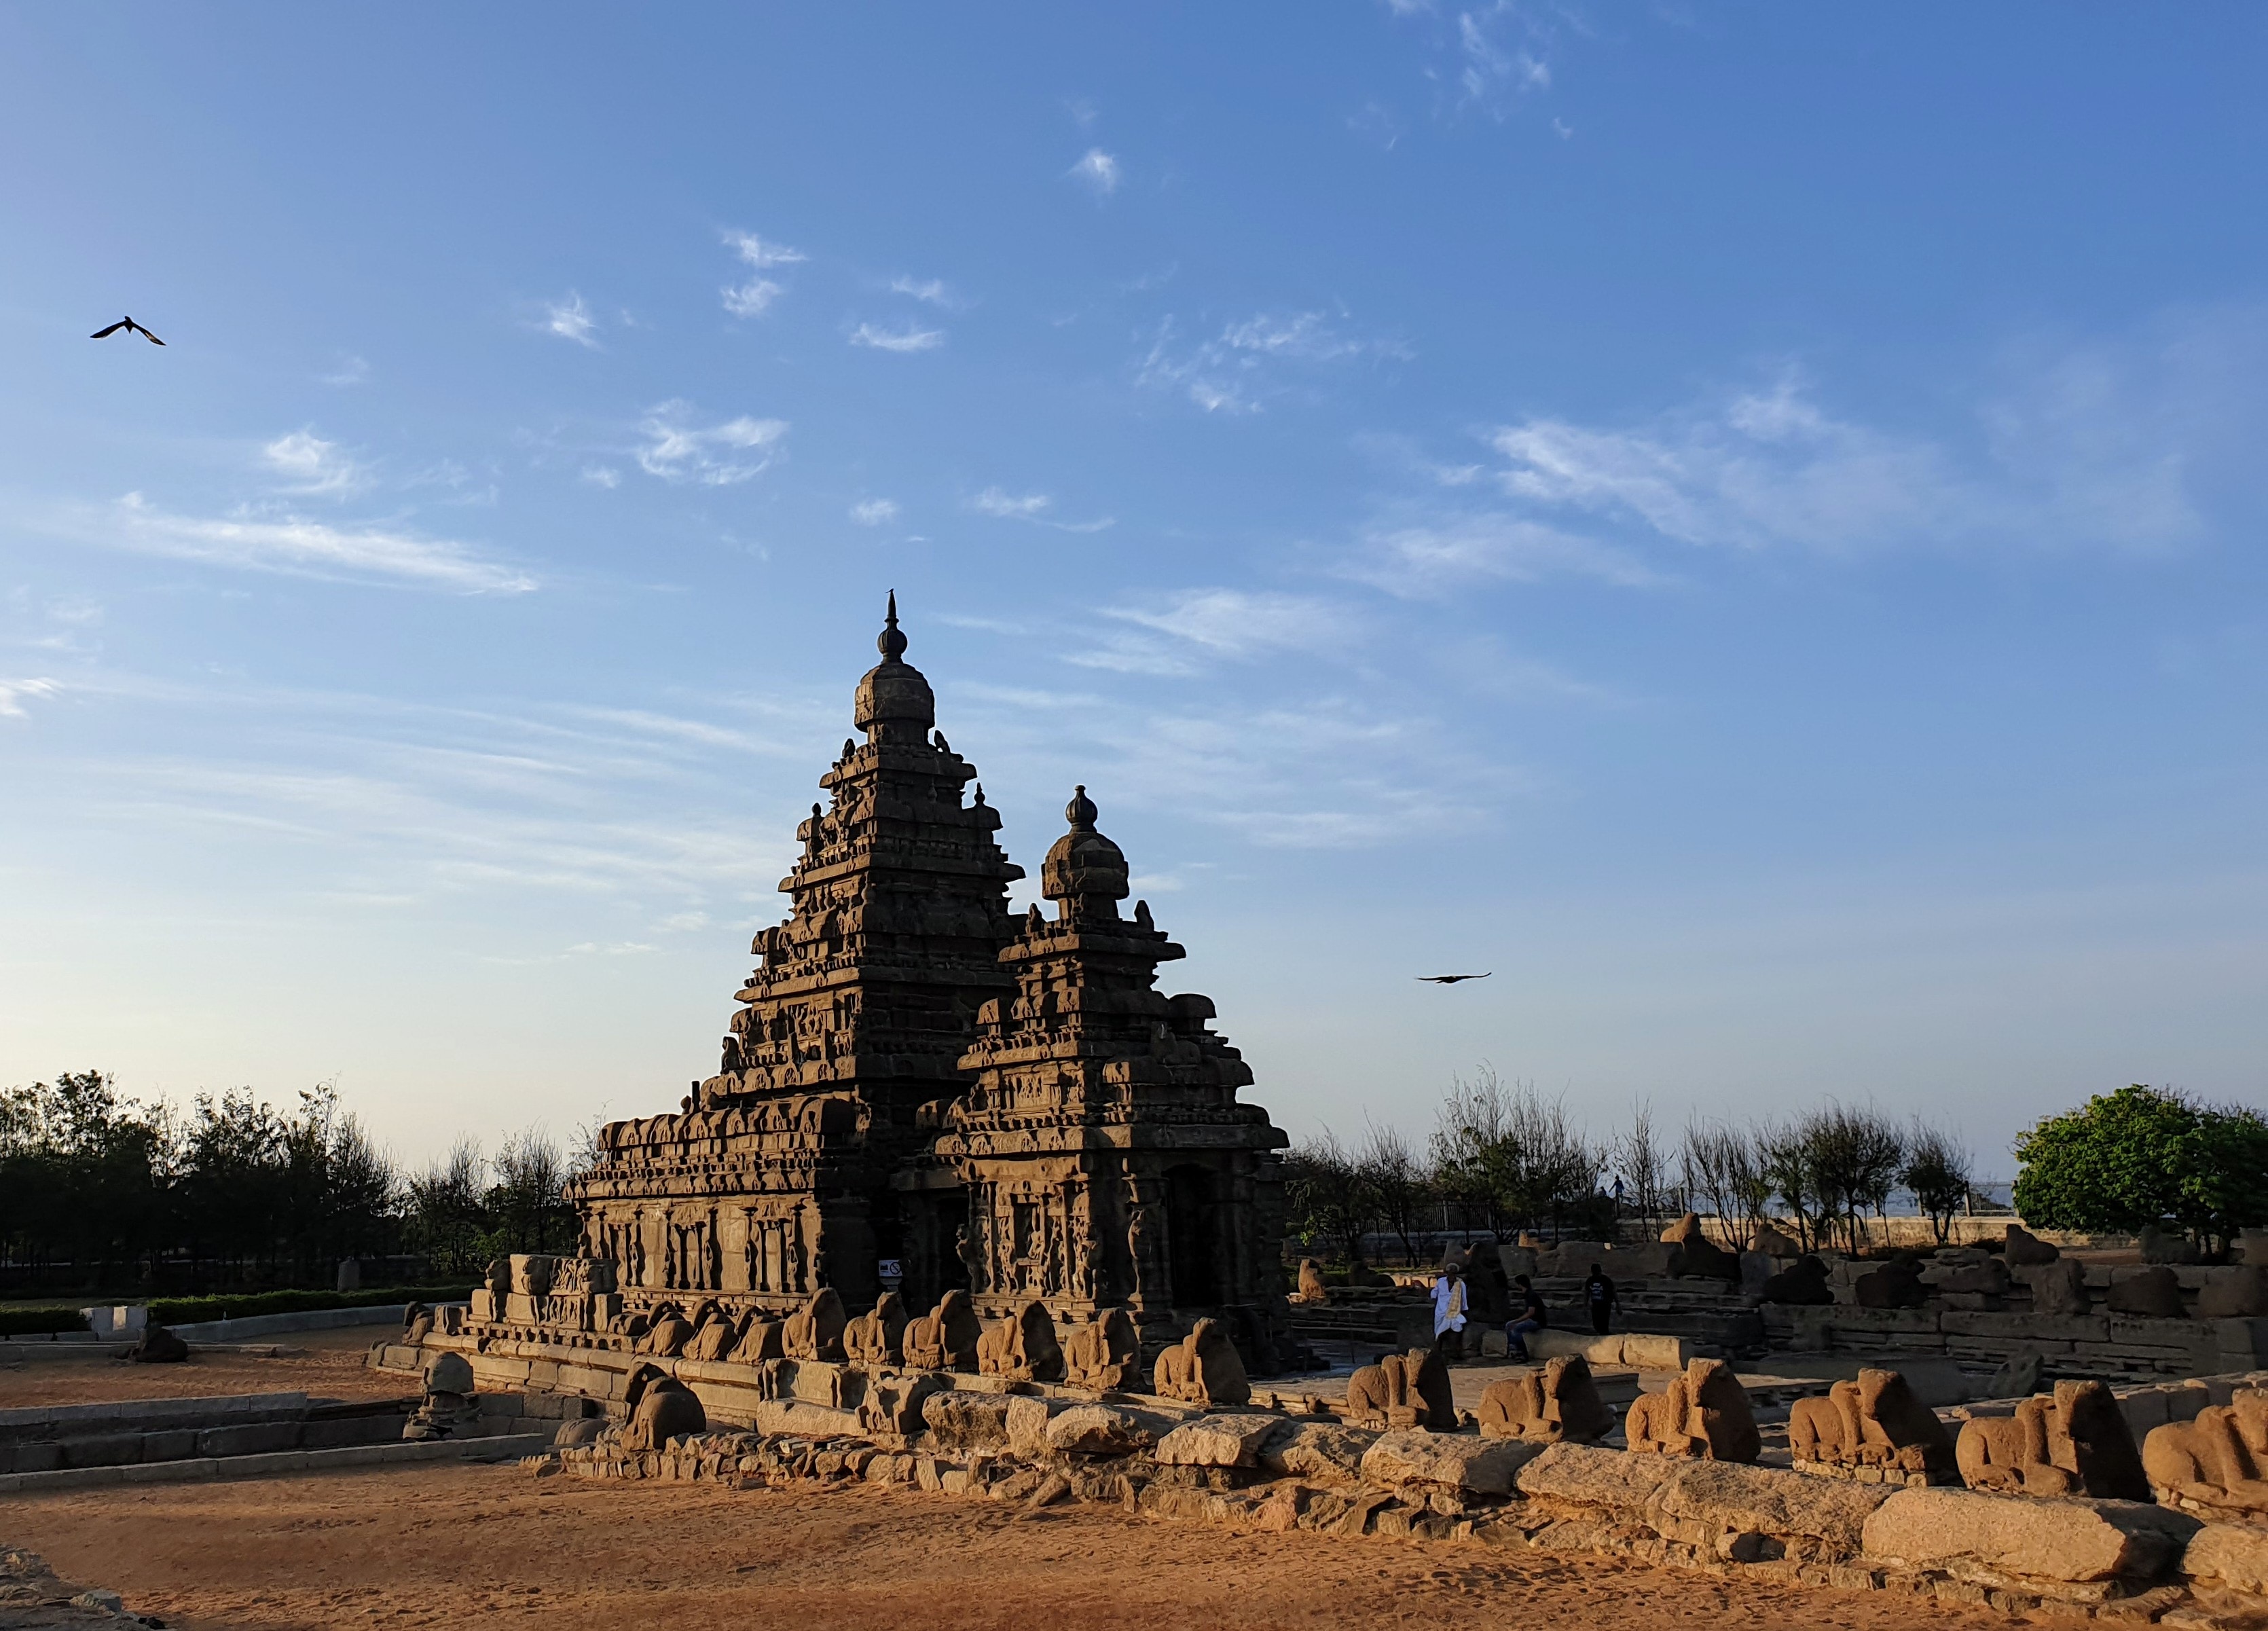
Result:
[1584, 1262, 1618, 1336]
[1432, 1261, 1467, 1361]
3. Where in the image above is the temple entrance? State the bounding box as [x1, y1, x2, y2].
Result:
[1165, 1164, 1220, 1307]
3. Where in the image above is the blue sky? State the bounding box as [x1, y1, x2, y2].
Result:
[3, 5, 2265, 1177]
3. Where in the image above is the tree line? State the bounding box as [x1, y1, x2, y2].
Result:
[0, 1071, 583, 1297]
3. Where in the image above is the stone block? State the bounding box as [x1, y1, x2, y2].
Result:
[2183, 1524, 2268, 1594]
[1658, 1458, 1892, 1552]
[1530, 1330, 1620, 1365]
[1861, 1488, 2201, 1584]
[58, 1433, 144, 1469]
[1833, 1306, 1945, 1336]
[1941, 1310, 2108, 1344]
[1004, 1395, 1053, 1459]
[137, 1429, 199, 1461]
[196, 1422, 303, 1458]
[1256, 1420, 1370, 1486]
[1043, 1405, 1154, 1456]
[2215, 1318, 2268, 1366]
[920, 1392, 1011, 1452]
[1619, 1333, 1687, 1371]
[1359, 1429, 1539, 1496]
[1154, 1414, 1277, 1468]
[1478, 1328, 1508, 1359]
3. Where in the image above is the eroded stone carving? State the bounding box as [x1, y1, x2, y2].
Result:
[1061, 1307, 1139, 1391]
[843, 1290, 907, 1366]
[2144, 1385, 2268, 1516]
[783, 1287, 847, 1361]
[1343, 1347, 1454, 1431]
[1294, 1258, 1328, 1304]
[1625, 1357, 1761, 1462]
[1152, 1316, 1251, 1406]
[1788, 1368, 1956, 1483]
[620, 1361, 706, 1452]
[902, 1289, 983, 1372]
[727, 1314, 784, 1365]
[2106, 1266, 2186, 1319]
[1758, 1254, 1833, 1305]
[1478, 1355, 1611, 1443]
[1956, 1379, 2148, 1499]
[976, 1300, 1064, 1382]
[1660, 1213, 1736, 1281]
[638, 1302, 695, 1357]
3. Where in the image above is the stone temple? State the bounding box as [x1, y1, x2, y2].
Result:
[564, 599, 1292, 1370]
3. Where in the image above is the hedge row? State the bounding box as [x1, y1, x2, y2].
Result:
[0, 1285, 473, 1336]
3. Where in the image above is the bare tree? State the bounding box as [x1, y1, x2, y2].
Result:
[1283, 1129, 1375, 1270]
[1681, 1118, 1765, 1249]
[1359, 1119, 1431, 1268]
[1902, 1120, 1974, 1247]
[1613, 1099, 1673, 1237]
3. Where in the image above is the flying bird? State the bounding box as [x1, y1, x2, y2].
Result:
[90, 316, 165, 345]
[1417, 972, 1493, 985]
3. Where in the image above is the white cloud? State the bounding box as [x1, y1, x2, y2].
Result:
[971, 488, 1053, 519]
[723, 230, 807, 270]
[542, 293, 599, 348]
[723, 278, 784, 318]
[849, 322, 944, 352]
[1069, 149, 1121, 195]
[849, 498, 899, 526]
[1069, 589, 1362, 676]
[0, 677, 62, 718]
[581, 466, 621, 489]
[261, 430, 369, 496]
[67, 494, 537, 593]
[634, 403, 789, 486]
[890, 276, 952, 306]
[1139, 312, 1402, 415]
[1348, 511, 1665, 595]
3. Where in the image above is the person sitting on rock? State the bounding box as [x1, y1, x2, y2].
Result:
[1506, 1274, 1548, 1361]
[1584, 1263, 1618, 1336]
[1431, 1262, 1467, 1362]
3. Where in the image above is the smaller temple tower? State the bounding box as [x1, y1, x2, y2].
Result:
[937, 786, 1290, 1368]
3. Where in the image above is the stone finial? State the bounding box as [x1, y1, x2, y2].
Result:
[878, 589, 908, 660]
[1040, 786, 1129, 915]
[1065, 784, 1099, 830]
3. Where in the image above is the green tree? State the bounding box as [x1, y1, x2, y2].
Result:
[2014, 1084, 2268, 1256]
[1901, 1122, 1974, 1247]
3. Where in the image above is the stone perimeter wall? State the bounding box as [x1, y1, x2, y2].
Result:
[376, 1334, 2268, 1624]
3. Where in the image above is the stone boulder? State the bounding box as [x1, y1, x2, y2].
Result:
[1854, 1257, 1929, 1310]
[1758, 1254, 1833, 1305]
[1257, 1419, 1370, 1486]
[2184, 1524, 2268, 1595]
[2005, 1224, 2060, 1267]
[2197, 1266, 2268, 1319]
[921, 1391, 1012, 1452]
[1861, 1486, 2200, 1585]
[2020, 1257, 2091, 1316]
[1044, 1404, 1155, 1456]
[1154, 1414, 1276, 1469]
[425, 1350, 476, 1393]
[2106, 1266, 2185, 1319]
[1660, 1213, 1738, 1281]
[1936, 1257, 2011, 1298]
[1359, 1429, 1539, 1497]
[1654, 1454, 1895, 1553]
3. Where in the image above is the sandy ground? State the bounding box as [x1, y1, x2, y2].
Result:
[0, 1327, 409, 1412]
[1, 1461, 2013, 1631]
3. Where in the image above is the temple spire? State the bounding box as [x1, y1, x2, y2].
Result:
[878, 589, 908, 661]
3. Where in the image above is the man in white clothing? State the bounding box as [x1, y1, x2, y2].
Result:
[1431, 1261, 1467, 1362]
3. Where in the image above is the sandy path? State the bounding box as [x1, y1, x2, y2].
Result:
[2, 1462, 2007, 1631]
[0, 1327, 410, 1411]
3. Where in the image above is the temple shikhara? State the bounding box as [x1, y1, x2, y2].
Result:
[559, 598, 1292, 1373]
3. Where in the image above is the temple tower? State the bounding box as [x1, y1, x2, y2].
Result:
[568, 598, 1022, 1315]
[936, 787, 1290, 1368]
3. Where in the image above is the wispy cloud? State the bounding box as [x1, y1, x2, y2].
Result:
[541, 293, 599, 348]
[968, 488, 1114, 533]
[1348, 510, 1668, 595]
[634, 403, 788, 485]
[723, 278, 784, 318]
[1069, 148, 1121, 195]
[1069, 589, 1361, 676]
[0, 677, 62, 718]
[318, 354, 369, 388]
[849, 498, 899, 526]
[261, 430, 370, 497]
[49, 494, 538, 593]
[890, 276, 953, 306]
[723, 230, 806, 270]
[581, 466, 621, 489]
[1138, 312, 1404, 414]
[1459, 5, 1550, 102]
[849, 322, 944, 352]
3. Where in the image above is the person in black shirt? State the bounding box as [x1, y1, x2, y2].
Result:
[1584, 1262, 1617, 1336]
[1505, 1273, 1548, 1361]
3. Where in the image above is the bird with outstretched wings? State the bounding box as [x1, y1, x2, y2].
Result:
[90, 316, 164, 345]
[1417, 972, 1492, 985]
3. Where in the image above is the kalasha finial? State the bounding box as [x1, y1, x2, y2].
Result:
[1065, 784, 1099, 830]
[877, 589, 908, 660]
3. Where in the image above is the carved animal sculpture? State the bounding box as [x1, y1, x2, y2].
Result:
[1660, 1213, 1737, 1281]
[782, 1287, 848, 1361]
[1787, 1368, 1956, 1480]
[123, 1324, 189, 1364]
[402, 1302, 435, 1343]
[2143, 1387, 2268, 1515]
[683, 1308, 739, 1363]
[1854, 1258, 1929, 1310]
[976, 1300, 1064, 1383]
[901, 1289, 983, 1371]
[1625, 1357, 1761, 1462]
[2003, 1224, 2060, 1267]
[638, 1304, 695, 1358]
[1478, 1355, 1612, 1443]
[619, 1363, 707, 1452]
[1344, 1347, 1455, 1430]
[485, 1258, 512, 1302]
[1152, 1317, 1251, 1407]
[1956, 1380, 2148, 1499]
[1294, 1258, 1329, 1304]
[1061, 1307, 1139, 1391]
[1759, 1255, 1833, 1305]
[843, 1291, 908, 1366]
[727, 1315, 785, 1366]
